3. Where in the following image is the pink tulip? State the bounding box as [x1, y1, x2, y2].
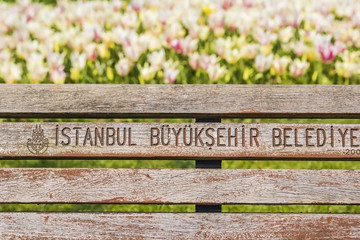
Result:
[50, 65, 66, 84]
[272, 56, 291, 74]
[255, 53, 273, 72]
[170, 37, 198, 56]
[158, 9, 172, 26]
[0, 50, 10, 61]
[162, 59, 179, 83]
[240, 44, 259, 59]
[115, 56, 131, 76]
[208, 11, 225, 37]
[124, 45, 141, 62]
[215, 37, 232, 58]
[290, 59, 309, 77]
[70, 52, 86, 71]
[164, 68, 179, 84]
[148, 49, 165, 69]
[317, 42, 346, 63]
[352, 12, 360, 27]
[27, 53, 48, 83]
[47, 51, 66, 83]
[85, 43, 97, 61]
[200, 54, 219, 70]
[0, 62, 22, 84]
[292, 41, 308, 57]
[221, 0, 235, 10]
[254, 28, 277, 45]
[47, 52, 65, 71]
[139, 63, 157, 81]
[317, 43, 337, 62]
[130, 0, 144, 12]
[206, 63, 227, 81]
[189, 53, 201, 70]
[170, 39, 181, 53]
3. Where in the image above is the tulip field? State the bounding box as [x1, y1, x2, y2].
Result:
[0, 0, 360, 84]
[1, 0, 360, 214]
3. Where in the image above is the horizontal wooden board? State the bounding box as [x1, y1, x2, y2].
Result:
[1, 213, 360, 239]
[3, 122, 360, 159]
[1, 85, 360, 118]
[1, 168, 360, 204]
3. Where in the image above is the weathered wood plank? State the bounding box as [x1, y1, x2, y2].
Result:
[2, 122, 360, 159]
[1, 168, 360, 204]
[1, 213, 359, 239]
[1, 85, 360, 118]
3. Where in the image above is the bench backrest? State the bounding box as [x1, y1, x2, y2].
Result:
[1, 84, 360, 239]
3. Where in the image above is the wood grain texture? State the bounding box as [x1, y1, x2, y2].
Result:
[1, 213, 360, 239]
[3, 122, 360, 159]
[1, 84, 360, 118]
[1, 168, 360, 204]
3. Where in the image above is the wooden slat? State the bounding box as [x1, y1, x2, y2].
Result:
[1, 213, 360, 239]
[3, 122, 360, 159]
[1, 168, 360, 204]
[1, 84, 360, 118]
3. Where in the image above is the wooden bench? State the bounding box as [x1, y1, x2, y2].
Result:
[1, 84, 360, 239]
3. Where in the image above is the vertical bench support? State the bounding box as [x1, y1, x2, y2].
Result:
[195, 118, 222, 213]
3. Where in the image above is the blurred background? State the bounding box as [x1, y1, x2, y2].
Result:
[1, 0, 360, 213]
